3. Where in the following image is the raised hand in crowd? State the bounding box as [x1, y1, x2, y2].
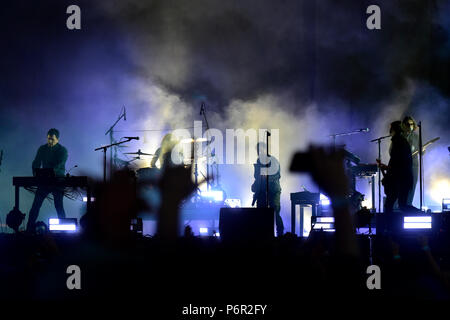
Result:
[306, 146, 358, 257]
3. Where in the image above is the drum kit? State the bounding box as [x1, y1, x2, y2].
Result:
[114, 137, 215, 186]
[112, 148, 154, 176]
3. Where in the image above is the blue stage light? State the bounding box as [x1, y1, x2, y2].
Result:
[48, 218, 78, 232]
[403, 216, 432, 229]
[312, 216, 335, 232]
[320, 194, 331, 206]
[224, 198, 241, 208]
[200, 190, 224, 202]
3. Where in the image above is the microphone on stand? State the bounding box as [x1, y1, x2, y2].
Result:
[200, 102, 205, 115]
[370, 135, 391, 142]
[124, 106, 126, 121]
[124, 136, 139, 140]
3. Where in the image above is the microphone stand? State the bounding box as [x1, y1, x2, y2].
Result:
[200, 102, 212, 190]
[105, 106, 126, 181]
[366, 133, 389, 264]
[266, 130, 271, 208]
[418, 121, 423, 211]
[370, 135, 391, 213]
[95, 138, 133, 183]
[329, 129, 369, 150]
[191, 136, 203, 202]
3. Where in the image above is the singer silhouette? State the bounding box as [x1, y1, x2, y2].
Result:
[251, 142, 284, 236]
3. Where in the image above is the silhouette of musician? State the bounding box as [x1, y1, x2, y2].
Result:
[378, 121, 413, 214]
[27, 128, 68, 232]
[150, 133, 182, 169]
[251, 142, 284, 236]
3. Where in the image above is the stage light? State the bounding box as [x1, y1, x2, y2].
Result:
[82, 197, 95, 202]
[361, 199, 372, 209]
[316, 217, 334, 223]
[214, 232, 220, 237]
[49, 224, 77, 231]
[224, 198, 241, 208]
[429, 179, 450, 204]
[200, 190, 224, 202]
[311, 216, 335, 231]
[199, 227, 208, 234]
[48, 218, 78, 232]
[443, 199, 450, 212]
[403, 216, 432, 229]
[49, 218, 60, 225]
[319, 194, 330, 206]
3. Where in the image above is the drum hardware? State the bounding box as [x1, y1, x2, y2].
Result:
[124, 149, 154, 156]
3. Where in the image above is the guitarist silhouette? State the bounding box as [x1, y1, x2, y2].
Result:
[402, 116, 440, 205]
[377, 121, 413, 216]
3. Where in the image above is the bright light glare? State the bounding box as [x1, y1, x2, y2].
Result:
[313, 223, 333, 229]
[181, 138, 207, 144]
[362, 199, 372, 209]
[225, 198, 241, 208]
[316, 217, 334, 223]
[403, 223, 432, 229]
[200, 190, 224, 202]
[320, 194, 330, 206]
[404, 216, 432, 223]
[49, 218, 59, 225]
[429, 179, 450, 204]
[49, 224, 77, 231]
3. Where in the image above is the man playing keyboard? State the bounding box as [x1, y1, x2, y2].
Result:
[27, 128, 68, 233]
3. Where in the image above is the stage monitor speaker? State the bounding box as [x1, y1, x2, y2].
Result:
[219, 207, 274, 243]
[376, 211, 436, 236]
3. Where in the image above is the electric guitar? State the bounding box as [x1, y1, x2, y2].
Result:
[411, 137, 440, 156]
[375, 159, 388, 186]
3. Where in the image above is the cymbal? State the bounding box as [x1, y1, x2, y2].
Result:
[124, 149, 154, 156]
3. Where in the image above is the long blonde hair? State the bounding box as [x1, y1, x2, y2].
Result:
[402, 115, 417, 131]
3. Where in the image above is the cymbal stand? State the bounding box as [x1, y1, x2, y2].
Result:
[105, 106, 126, 180]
